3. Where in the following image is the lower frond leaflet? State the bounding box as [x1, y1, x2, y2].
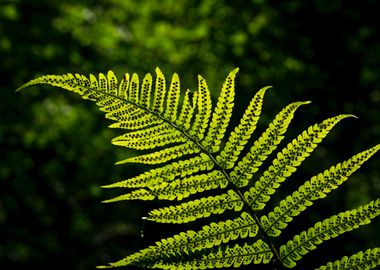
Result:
[315, 247, 380, 270]
[280, 199, 380, 268]
[155, 241, 273, 269]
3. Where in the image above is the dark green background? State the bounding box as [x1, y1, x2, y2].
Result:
[1, 1, 379, 269]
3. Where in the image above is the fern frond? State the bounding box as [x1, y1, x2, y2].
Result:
[203, 68, 239, 153]
[148, 190, 243, 223]
[230, 101, 310, 187]
[217, 85, 270, 169]
[244, 114, 354, 211]
[280, 199, 380, 268]
[315, 247, 380, 270]
[19, 68, 380, 270]
[100, 212, 260, 268]
[156, 241, 272, 269]
[261, 144, 380, 237]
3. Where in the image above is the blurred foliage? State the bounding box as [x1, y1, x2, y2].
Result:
[1, 0, 379, 269]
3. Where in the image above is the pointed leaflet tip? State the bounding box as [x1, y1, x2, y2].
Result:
[340, 113, 358, 120]
[15, 80, 38, 92]
[115, 159, 129, 165]
[155, 66, 163, 75]
[15, 85, 26, 92]
[101, 183, 118, 188]
[260, 85, 273, 93]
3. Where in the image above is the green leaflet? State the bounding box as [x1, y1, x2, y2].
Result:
[112, 123, 186, 150]
[139, 73, 152, 107]
[118, 73, 129, 99]
[176, 89, 197, 130]
[262, 144, 380, 237]
[189, 75, 212, 140]
[315, 247, 380, 270]
[103, 154, 213, 189]
[244, 114, 354, 211]
[18, 68, 380, 269]
[164, 73, 181, 122]
[151, 170, 228, 201]
[155, 241, 272, 269]
[129, 73, 139, 103]
[116, 141, 200, 165]
[99, 212, 260, 268]
[148, 190, 243, 223]
[152, 67, 166, 113]
[280, 199, 380, 268]
[102, 189, 155, 202]
[217, 85, 270, 169]
[204, 68, 239, 153]
[108, 113, 163, 130]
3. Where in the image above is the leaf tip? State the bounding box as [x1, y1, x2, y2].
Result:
[96, 265, 112, 269]
[15, 87, 24, 93]
[101, 184, 115, 189]
[231, 67, 240, 74]
[101, 198, 114, 203]
[260, 85, 273, 93]
[155, 66, 163, 75]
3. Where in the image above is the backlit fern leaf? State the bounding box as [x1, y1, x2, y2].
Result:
[18, 67, 380, 269]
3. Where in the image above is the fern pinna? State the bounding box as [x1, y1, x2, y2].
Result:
[17, 68, 380, 269]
